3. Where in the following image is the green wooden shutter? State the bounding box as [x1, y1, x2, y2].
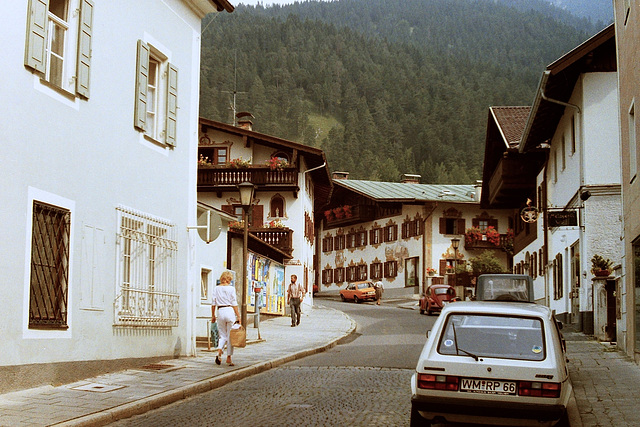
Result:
[75, 0, 93, 98]
[165, 63, 178, 146]
[134, 40, 149, 131]
[24, 0, 48, 73]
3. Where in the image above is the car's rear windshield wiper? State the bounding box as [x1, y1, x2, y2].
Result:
[452, 323, 479, 361]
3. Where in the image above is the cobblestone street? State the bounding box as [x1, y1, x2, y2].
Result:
[110, 366, 413, 427]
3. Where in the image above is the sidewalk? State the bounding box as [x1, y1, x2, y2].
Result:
[563, 328, 640, 426]
[0, 306, 355, 427]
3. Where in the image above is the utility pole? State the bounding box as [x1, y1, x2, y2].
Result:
[221, 51, 246, 126]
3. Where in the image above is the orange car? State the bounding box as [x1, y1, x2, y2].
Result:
[339, 281, 377, 303]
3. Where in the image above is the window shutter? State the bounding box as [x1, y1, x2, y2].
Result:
[456, 219, 465, 234]
[134, 40, 149, 131]
[24, 0, 48, 73]
[439, 259, 447, 276]
[75, 0, 94, 98]
[439, 217, 446, 234]
[489, 219, 498, 229]
[165, 63, 178, 146]
[221, 205, 233, 215]
[472, 218, 479, 227]
[393, 225, 398, 240]
[250, 205, 263, 227]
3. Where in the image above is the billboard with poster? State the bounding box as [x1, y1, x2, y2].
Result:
[247, 251, 286, 316]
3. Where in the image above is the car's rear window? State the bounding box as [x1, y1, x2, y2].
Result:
[434, 288, 449, 295]
[437, 314, 545, 361]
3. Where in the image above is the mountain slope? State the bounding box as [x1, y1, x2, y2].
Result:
[200, 0, 602, 183]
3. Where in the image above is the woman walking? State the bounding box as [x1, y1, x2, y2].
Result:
[211, 271, 241, 366]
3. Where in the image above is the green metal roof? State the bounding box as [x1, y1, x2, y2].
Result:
[334, 180, 478, 203]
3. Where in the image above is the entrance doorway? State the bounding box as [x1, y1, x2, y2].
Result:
[605, 280, 617, 342]
[405, 257, 419, 289]
[570, 243, 580, 325]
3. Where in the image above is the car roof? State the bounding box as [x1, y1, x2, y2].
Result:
[440, 301, 553, 319]
[350, 281, 372, 286]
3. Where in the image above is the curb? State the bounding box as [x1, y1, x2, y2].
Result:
[53, 312, 357, 427]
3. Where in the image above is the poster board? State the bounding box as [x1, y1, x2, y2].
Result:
[247, 251, 286, 315]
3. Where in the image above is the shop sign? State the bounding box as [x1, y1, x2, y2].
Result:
[547, 210, 578, 227]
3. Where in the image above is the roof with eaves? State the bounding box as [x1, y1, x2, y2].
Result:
[333, 179, 478, 204]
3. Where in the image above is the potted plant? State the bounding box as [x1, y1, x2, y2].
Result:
[426, 267, 436, 276]
[465, 227, 483, 245]
[591, 254, 613, 277]
[485, 226, 501, 246]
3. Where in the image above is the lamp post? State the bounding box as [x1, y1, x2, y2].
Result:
[237, 181, 255, 328]
[451, 238, 460, 287]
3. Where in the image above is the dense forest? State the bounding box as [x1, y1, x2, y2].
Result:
[200, 0, 605, 183]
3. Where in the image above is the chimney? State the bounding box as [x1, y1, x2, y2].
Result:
[401, 173, 421, 184]
[474, 180, 482, 201]
[332, 171, 349, 180]
[236, 112, 254, 131]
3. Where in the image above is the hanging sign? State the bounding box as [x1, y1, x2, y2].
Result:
[547, 210, 578, 227]
[520, 206, 539, 223]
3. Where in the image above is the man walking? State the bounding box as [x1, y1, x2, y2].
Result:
[287, 274, 304, 327]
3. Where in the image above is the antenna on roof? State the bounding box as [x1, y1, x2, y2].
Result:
[221, 51, 247, 126]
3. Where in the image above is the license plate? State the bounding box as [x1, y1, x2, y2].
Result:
[460, 378, 517, 395]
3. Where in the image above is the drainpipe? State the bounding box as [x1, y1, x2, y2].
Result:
[422, 202, 438, 295]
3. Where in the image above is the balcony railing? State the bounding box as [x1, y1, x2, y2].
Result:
[324, 205, 376, 227]
[198, 166, 297, 189]
[465, 233, 511, 250]
[230, 226, 293, 254]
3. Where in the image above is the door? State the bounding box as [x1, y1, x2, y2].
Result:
[570, 243, 580, 324]
[405, 257, 419, 289]
[605, 281, 617, 342]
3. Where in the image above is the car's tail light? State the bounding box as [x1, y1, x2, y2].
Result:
[518, 381, 561, 398]
[417, 374, 459, 391]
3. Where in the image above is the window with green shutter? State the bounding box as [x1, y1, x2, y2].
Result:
[24, 0, 93, 98]
[134, 39, 178, 147]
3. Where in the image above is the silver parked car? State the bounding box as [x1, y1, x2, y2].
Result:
[410, 301, 571, 426]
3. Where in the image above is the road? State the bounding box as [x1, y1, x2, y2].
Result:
[109, 293, 436, 427]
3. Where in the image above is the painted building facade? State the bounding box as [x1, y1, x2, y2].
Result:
[319, 177, 511, 298]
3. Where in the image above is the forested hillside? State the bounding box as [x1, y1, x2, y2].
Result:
[200, 0, 602, 183]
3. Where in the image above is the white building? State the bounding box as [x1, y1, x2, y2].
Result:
[319, 175, 512, 297]
[0, 0, 233, 393]
[483, 26, 621, 332]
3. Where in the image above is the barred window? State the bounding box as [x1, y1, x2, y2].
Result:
[115, 206, 178, 328]
[29, 201, 71, 329]
[334, 267, 345, 283]
[334, 235, 345, 250]
[322, 268, 334, 284]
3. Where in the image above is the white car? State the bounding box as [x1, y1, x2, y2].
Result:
[410, 301, 571, 426]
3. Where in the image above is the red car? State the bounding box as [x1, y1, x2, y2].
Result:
[420, 284, 457, 315]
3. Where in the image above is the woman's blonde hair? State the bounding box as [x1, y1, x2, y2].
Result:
[220, 271, 233, 284]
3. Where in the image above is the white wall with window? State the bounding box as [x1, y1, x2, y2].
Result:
[2, 0, 221, 376]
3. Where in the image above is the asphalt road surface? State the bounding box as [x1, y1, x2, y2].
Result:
[109, 294, 436, 427]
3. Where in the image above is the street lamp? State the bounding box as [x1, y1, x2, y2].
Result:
[451, 238, 460, 287]
[237, 181, 255, 328]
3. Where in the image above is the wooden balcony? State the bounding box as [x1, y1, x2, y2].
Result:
[231, 227, 293, 255]
[487, 156, 542, 208]
[198, 166, 298, 194]
[465, 234, 511, 251]
[324, 204, 376, 228]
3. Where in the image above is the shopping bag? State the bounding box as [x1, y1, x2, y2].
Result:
[229, 324, 246, 348]
[210, 321, 219, 349]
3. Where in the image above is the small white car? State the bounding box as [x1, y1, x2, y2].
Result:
[410, 301, 571, 426]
